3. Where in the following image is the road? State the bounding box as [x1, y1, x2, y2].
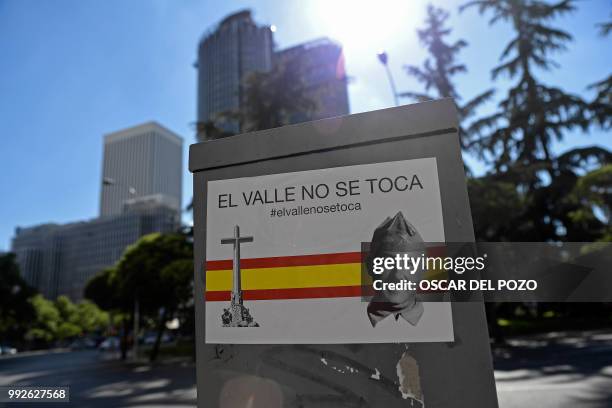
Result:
[0, 350, 196, 407]
[494, 331, 612, 408]
[1, 331, 611, 407]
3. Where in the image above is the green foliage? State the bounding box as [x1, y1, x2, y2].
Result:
[0, 253, 36, 342]
[26, 295, 60, 343]
[402, 5, 468, 101]
[115, 233, 192, 315]
[588, 74, 612, 129]
[468, 177, 525, 241]
[231, 62, 316, 133]
[459, 0, 611, 243]
[84, 267, 119, 311]
[23, 294, 110, 344]
[84, 232, 194, 361]
[76, 301, 110, 332]
[588, 18, 612, 129]
[55, 322, 81, 340]
[195, 120, 234, 143]
[462, 0, 590, 171]
[463, 0, 588, 166]
[55, 295, 78, 323]
[160, 259, 195, 311]
[567, 162, 612, 234]
[400, 4, 495, 152]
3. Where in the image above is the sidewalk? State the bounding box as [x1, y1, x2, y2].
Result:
[494, 330, 612, 408]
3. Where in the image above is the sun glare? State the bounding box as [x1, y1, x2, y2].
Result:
[312, 0, 417, 56]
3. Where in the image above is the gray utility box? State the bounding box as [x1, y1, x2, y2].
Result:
[189, 98, 498, 408]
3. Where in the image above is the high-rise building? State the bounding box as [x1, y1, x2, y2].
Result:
[12, 203, 179, 301]
[11, 224, 62, 298]
[100, 122, 183, 217]
[196, 10, 274, 136]
[12, 122, 183, 301]
[275, 38, 350, 124]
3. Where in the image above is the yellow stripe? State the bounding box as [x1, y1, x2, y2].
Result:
[206, 263, 445, 291]
[207, 263, 362, 291]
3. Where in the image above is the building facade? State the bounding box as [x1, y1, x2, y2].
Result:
[196, 10, 274, 136]
[12, 203, 179, 301]
[275, 38, 350, 124]
[13, 122, 183, 301]
[100, 122, 183, 217]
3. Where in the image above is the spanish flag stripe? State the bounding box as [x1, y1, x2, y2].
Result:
[205, 247, 446, 271]
[204, 247, 448, 300]
[205, 285, 370, 301]
[206, 263, 362, 291]
[206, 251, 363, 271]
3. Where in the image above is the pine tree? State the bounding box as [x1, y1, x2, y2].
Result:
[401, 4, 494, 150]
[196, 62, 316, 139]
[237, 63, 316, 133]
[588, 18, 612, 129]
[462, 0, 610, 242]
[461, 0, 590, 176]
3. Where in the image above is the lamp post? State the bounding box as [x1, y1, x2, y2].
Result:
[103, 177, 137, 196]
[377, 50, 400, 107]
[133, 292, 139, 361]
[102, 177, 139, 360]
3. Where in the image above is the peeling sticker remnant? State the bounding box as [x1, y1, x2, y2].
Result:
[396, 352, 424, 404]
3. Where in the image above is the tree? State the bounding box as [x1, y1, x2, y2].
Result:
[85, 267, 131, 359]
[148, 258, 194, 361]
[116, 233, 192, 361]
[232, 62, 316, 133]
[53, 296, 110, 341]
[468, 176, 525, 241]
[84, 267, 119, 311]
[75, 301, 110, 333]
[88, 233, 193, 361]
[461, 0, 590, 174]
[587, 18, 611, 129]
[55, 296, 81, 340]
[25, 295, 60, 346]
[401, 4, 495, 151]
[460, 0, 610, 243]
[550, 148, 612, 240]
[195, 120, 234, 143]
[0, 253, 36, 344]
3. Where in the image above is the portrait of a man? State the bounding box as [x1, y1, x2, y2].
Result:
[366, 211, 426, 327]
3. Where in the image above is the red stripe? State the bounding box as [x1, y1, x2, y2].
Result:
[205, 285, 373, 301]
[206, 252, 363, 270]
[204, 286, 446, 301]
[205, 246, 446, 271]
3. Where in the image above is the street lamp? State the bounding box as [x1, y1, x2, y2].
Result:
[377, 50, 400, 107]
[102, 176, 139, 360]
[103, 177, 136, 195]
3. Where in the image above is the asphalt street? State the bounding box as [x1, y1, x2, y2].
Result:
[0, 350, 196, 407]
[494, 331, 612, 408]
[1, 330, 611, 407]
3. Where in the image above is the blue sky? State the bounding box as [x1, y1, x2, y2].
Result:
[0, 0, 610, 250]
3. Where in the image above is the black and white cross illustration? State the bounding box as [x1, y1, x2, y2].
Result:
[220, 225, 259, 327]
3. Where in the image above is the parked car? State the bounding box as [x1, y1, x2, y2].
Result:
[0, 345, 17, 355]
[97, 337, 120, 351]
[69, 338, 97, 350]
[143, 333, 174, 345]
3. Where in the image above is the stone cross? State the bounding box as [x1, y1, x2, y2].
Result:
[221, 225, 253, 304]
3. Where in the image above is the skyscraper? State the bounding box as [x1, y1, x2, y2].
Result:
[196, 10, 274, 136]
[100, 122, 183, 217]
[275, 38, 350, 124]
